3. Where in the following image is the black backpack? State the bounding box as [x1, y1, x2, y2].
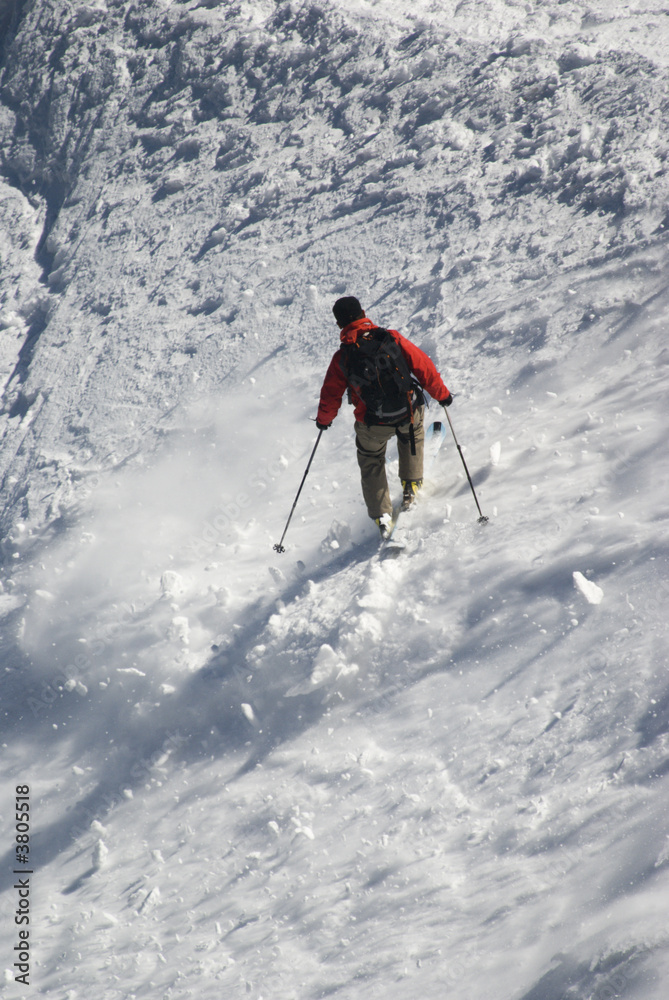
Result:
[339, 327, 425, 426]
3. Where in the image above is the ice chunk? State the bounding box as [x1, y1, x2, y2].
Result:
[310, 644, 340, 686]
[168, 616, 190, 645]
[573, 571, 603, 605]
[322, 520, 352, 551]
[92, 840, 108, 870]
[137, 887, 161, 914]
[286, 643, 357, 696]
[241, 703, 256, 723]
[161, 570, 186, 600]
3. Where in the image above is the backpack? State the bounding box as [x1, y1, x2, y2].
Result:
[339, 327, 425, 426]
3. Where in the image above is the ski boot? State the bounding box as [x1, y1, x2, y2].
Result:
[375, 512, 393, 539]
[400, 479, 423, 512]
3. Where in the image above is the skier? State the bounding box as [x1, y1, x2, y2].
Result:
[316, 296, 453, 538]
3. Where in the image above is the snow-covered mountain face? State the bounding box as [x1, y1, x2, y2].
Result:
[2, 2, 669, 998]
[2, 0, 668, 541]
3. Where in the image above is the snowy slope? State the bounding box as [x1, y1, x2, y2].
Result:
[1, 1, 669, 998]
[2, 0, 669, 541]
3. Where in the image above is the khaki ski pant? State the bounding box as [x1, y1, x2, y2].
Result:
[355, 406, 425, 519]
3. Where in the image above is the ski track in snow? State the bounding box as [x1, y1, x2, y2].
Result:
[1, 1, 669, 998]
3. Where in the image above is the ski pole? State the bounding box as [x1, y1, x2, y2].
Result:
[444, 409, 489, 524]
[273, 430, 324, 553]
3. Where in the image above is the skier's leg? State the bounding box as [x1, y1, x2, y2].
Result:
[355, 421, 394, 519]
[396, 405, 425, 483]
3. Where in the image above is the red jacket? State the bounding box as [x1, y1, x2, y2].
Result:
[317, 317, 450, 425]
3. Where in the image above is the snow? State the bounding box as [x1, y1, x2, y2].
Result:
[1, 0, 669, 998]
[573, 570, 604, 605]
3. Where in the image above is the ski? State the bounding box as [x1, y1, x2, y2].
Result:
[381, 419, 447, 556]
[424, 417, 448, 472]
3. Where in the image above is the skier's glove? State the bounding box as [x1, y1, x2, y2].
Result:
[316, 420, 331, 430]
[440, 392, 453, 408]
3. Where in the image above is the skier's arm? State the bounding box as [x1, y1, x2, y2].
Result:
[317, 350, 348, 425]
[394, 332, 451, 402]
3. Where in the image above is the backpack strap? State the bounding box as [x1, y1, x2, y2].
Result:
[407, 391, 416, 455]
